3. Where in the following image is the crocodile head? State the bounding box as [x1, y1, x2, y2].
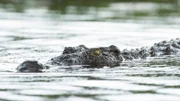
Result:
[16, 45, 122, 72]
[49, 45, 122, 67]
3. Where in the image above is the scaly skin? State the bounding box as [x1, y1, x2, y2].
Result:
[121, 38, 180, 60]
[16, 38, 180, 72]
[17, 45, 122, 72]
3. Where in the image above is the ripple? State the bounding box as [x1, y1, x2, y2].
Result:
[65, 80, 158, 91]
[119, 77, 180, 86]
[17, 89, 69, 96]
[98, 94, 180, 101]
[56, 97, 97, 101]
[0, 91, 45, 101]
[157, 88, 180, 96]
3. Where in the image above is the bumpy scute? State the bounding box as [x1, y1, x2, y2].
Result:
[16, 38, 180, 72]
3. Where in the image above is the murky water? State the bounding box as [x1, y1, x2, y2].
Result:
[0, 0, 180, 101]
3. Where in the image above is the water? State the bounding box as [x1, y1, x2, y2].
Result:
[0, 0, 180, 101]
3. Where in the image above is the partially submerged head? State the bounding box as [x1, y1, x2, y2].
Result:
[49, 45, 122, 67]
[17, 45, 122, 73]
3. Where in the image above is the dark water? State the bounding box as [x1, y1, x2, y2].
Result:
[0, 0, 180, 101]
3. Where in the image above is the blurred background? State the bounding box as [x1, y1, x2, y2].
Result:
[0, 0, 179, 23]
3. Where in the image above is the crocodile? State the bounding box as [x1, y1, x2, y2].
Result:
[17, 38, 180, 72]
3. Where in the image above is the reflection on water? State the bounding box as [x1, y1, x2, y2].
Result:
[0, 0, 180, 22]
[0, 0, 180, 101]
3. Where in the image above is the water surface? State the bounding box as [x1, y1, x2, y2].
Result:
[0, 0, 180, 101]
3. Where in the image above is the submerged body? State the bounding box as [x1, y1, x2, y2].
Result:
[121, 38, 180, 60]
[17, 38, 180, 72]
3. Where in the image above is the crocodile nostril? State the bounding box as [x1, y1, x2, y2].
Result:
[102, 52, 109, 56]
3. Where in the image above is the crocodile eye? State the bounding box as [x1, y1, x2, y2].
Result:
[91, 48, 101, 56]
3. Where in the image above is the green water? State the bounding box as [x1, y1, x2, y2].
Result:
[0, 0, 180, 21]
